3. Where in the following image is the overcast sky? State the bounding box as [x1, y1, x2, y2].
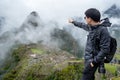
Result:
[0, 0, 120, 28]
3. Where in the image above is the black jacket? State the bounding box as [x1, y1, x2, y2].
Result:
[72, 20, 111, 63]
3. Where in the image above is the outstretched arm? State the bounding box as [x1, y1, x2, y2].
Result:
[68, 18, 90, 31]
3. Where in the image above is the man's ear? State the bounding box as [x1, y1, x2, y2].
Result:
[89, 17, 93, 22]
[88, 17, 92, 23]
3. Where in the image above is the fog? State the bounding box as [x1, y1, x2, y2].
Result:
[1, 0, 119, 27]
[0, 0, 120, 61]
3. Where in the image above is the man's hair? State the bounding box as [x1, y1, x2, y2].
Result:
[85, 8, 101, 22]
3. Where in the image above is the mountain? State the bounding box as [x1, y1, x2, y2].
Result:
[18, 11, 44, 33]
[104, 4, 120, 47]
[1, 44, 83, 80]
[0, 11, 84, 79]
[104, 4, 120, 18]
[51, 28, 83, 58]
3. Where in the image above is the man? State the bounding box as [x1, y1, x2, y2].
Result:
[68, 8, 111, 80]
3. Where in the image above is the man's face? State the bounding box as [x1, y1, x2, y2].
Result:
[84, 16, 92, 25]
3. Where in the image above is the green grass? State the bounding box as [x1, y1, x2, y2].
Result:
[112, 77, 120, 80]
[31, 48, 44, 54]
[115, 54, 120, 60]
[105, 64, 117, 75]
[46, 64, 84, 80]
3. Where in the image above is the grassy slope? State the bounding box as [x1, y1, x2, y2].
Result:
[2, 44, 84, 80]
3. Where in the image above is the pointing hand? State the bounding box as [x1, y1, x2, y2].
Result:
[68, 18, 74, 23]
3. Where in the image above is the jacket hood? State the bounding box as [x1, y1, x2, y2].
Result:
[100, 18, 112, 27]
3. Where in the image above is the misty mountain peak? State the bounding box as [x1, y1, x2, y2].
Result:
[20, 11, 44, 31]
[104, 4, 120, 18]
[30, 11, 39, 17]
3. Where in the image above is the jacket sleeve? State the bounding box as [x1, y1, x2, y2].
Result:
[72, 21, 90, 31]
[94, 27, 110, 63]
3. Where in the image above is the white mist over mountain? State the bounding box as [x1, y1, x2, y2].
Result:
[0, 0, 119, 27]
[0, 0, 120, 61]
